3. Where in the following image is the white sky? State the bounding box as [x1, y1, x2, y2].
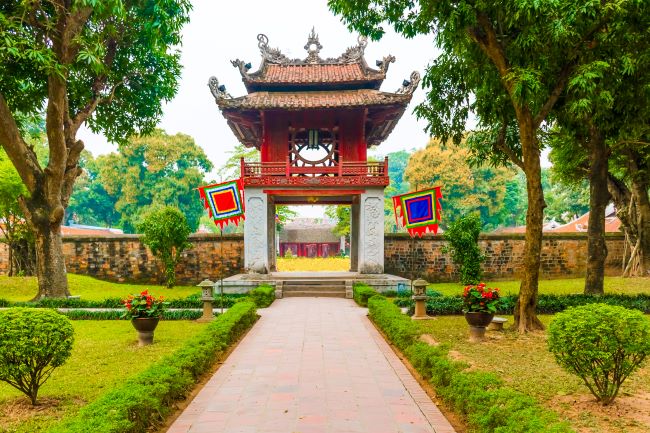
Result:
[77, 0, 549, 218]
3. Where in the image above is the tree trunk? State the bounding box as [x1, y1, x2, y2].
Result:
[630, 176, 650, 276]
[32, 222, 70, 299]
[513, 121, 545, 333]
[584, 129, 609, 294]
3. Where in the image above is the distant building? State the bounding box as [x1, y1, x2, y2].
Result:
[60, 224, 123, 236]
[492, 204, 621, 234]
[279, 218, 344, 258]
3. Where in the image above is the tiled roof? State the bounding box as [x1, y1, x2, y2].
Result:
[248, 64, 381, 84]
[218, 89, 410, 110]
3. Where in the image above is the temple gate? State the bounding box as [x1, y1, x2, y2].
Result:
[209, 30, 418, 275]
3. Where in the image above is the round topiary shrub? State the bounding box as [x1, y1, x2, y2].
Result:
[548, 303, 650, 405]
[0, 308, 74, 405]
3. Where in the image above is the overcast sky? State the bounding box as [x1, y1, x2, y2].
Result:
[79, 0, 438, 169]
[77, 1, 547, 218]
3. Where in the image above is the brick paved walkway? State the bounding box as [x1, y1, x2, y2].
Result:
[167, 298, 456, 433]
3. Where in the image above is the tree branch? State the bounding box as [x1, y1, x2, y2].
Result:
[494, 121, 524, 170]
[533, 61, 574, 128]
[0, 92, 42, 192]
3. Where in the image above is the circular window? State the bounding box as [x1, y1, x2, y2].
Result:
[289, 128, 339, 170]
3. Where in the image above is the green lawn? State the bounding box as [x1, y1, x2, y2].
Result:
[0, 320, 208, 433]
[428, 276, 650, 296]
[416, 316, 650, 433]
[0, 274, 201, 302]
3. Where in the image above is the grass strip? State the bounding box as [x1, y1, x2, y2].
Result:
[47, 301, 257, 433]
[368, 296, 575, 433]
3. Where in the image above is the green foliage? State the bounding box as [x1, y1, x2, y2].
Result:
[353, 283, 378, 307]
[138, 207, 192, 288]
[61, 309, 203, 321]
[248, 285, 275, 308]
[66, 151, 120, 227]
[0, 1, 191, 142]
[418, 293, 650, 316]
[368, 296, 419, 351]
[548, 304, 650, 405]
[443, 214, 484, 284]
[325, 205, 350, 237]
[367, 297, 574, 433]
[98, 130, 212, 233]
[48, 301, 257, 433]
[0, 308, 74, 405]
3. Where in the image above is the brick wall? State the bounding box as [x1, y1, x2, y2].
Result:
[0, 233, 626, 283]
[0, 234, 245, 285]
[384, 233, 626, 282]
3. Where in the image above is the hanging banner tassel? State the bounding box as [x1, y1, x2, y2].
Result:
[197, 179, 245, 229]
[392, 186, 443, 238]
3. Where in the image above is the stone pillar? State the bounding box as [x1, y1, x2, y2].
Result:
[243, 188, 269, 273]
[267, 197, 276, 272]
[358, 188, 384, 273]
[350, 201, 360, 272]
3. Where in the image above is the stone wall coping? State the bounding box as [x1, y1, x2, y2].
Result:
[384, 232, 625, 241]
[60, 233, 245, 242]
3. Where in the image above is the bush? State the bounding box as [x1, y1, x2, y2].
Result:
[248, 285, 275, 308]
[48, 301, 257, 433]
[442, 214, 484, 284]
[138, 206, 192, 288]
[353, 283, 378, 307]
[548, 304, 650, 405]
[61, 309, 203, 321]
[423, 293, 650, 315]
[0, 308, 74, 405]
[368, 297, 575, 433]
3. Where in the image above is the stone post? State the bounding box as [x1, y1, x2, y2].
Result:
[358, 188, 384, 273]
[411, 278, 432, 320]
[243, 187, 269, 273]
[350, 201, 360, 272]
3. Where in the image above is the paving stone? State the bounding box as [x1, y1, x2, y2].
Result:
[166, 298, 456, 433]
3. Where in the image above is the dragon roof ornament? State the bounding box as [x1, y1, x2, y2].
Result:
[252, 30, 370, 66]
[396, 71, 421, 94]
[208, 76, 231, 101]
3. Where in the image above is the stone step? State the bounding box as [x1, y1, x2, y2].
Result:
[282, 285, 346, 292]
[281, 279, 347, 285]
[282, 291, 346, 298]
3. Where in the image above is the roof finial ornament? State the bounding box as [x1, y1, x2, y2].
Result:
[338, 34, 368, 64]
[231, 59, 252, 78]
[396, 71, 421, 94]
[376, 55, 396, 74]
[257, 33, 291, 64]
[304, 27, 323, 64]
[208, 76, 231, 101]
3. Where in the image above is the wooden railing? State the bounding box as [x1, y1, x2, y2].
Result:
[241, 156, 389, 179]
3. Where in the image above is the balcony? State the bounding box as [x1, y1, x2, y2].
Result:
[240, 157, 390, 188]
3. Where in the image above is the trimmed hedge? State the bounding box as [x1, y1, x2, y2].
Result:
[248, 285, 275, 308]
[0, 294, 246, 310]
[353, 283, 378, 307]
[368, 296, 575, 433]
[60, 309, 204, 321]
[396, 293, 650, 315]
[47, 301, 258, 433]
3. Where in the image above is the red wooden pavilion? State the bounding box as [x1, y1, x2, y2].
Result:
[209, 29, 418, 273]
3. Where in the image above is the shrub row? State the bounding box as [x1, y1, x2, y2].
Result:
[47, 301, 258, 433]
[367, 296, 575, 433]
[352, 283, 379, 307]
[60, 309, 204, 320]
[0, 294, 247, 310]
[247, 285, 275, 308]
[393, 293, 650, 315]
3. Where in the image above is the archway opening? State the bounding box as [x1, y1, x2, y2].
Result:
[275, 204, 351, 272]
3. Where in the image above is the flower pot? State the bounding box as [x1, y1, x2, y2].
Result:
[464, 311, 495, 328]
[131, 317, 160, 346]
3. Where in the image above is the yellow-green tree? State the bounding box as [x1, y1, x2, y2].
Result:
[405, 139, 514, 230]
